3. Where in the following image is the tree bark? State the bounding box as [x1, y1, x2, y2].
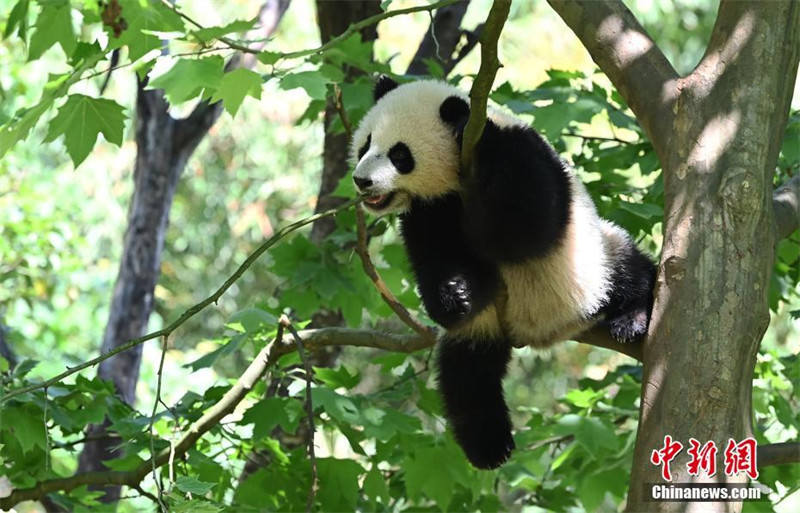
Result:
[310, 0, 382, 244]
[75, 2, 289, 504]
[74, 80, 209, 504]
[626, 2, 800, 511]
[549, 1, 800, 511]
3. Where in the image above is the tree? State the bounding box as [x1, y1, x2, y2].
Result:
[0, 0, 798, 512]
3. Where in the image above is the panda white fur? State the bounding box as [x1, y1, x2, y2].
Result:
[350, 76, 656, 469]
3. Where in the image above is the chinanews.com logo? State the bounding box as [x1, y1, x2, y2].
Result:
[646, 436, 767, 502]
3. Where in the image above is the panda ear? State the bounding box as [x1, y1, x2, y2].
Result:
[439, 96, 470, 128]
[374, 75, 399, 102]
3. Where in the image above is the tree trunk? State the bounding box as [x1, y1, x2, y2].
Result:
[75, 81, 217, 503]
[310, 0, 382, 244]
[626, 2, 800, 511]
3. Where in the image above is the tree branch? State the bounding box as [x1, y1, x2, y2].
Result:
[546, 0, 679, 158]
[460, 0, 511, 172]
[354, 206, 437, 340]
[333, 83, 436, 341]
[174, 0, 290, 150]
[0, 321, 647, 508]
[758, 441, 800, 469]
[774, 173, 800, 241]
[407, 1, 471, 76]
[0, 198, 362, 404]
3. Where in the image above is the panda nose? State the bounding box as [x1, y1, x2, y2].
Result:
[353, 176, 373, 190]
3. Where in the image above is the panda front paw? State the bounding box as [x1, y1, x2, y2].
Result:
[440, 275, 472, 316]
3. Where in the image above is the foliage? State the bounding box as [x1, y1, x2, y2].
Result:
[0, 0, 798, 512]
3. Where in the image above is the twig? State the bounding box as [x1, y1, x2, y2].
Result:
[162, 0, 460, 61]
[149, 335, 169, 513]
[281, 316, 317, 513]
[333, 84, 352, 139]
[459, 0, 511, 172]
[354, 207, 437, 340]
[332, 84, 436, 340]
[561, 131, 637, 145]
[0, 324, 291, 509]
[0, 323, 654, 508]
[0, 197, 362, 403]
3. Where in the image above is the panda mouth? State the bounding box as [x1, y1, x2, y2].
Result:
[363, 192, 396, 210]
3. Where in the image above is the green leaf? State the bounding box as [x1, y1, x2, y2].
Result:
[280, 71, 329, 100]
[363, 466, 390, 507]
[241, 397, 302, 438]
[256, 51, 281, 65]
[28, 0, 76, 60]
[111, 0, 185, 61]
[617, 200, 663, 220]
[578, 471, 609, 512]
[9, 406, 46, 453]
[191, 18, 257, 43]
[210, 68, 263, 116]
[316, 459, 363, 512]
[554, 414, 619, 459]
[314, 365, 360, 390]
[228, 308, 277, 334]
[404, 445, 465, 511]
[184, 336, 244, 371]
[4, 0, 30, 40]
[310, 388, 360, 424]
[43, 94, 127, 167]
[174, 476, 216, 495]
[104, 452, 145, 471]
[148, 56, 225, 105]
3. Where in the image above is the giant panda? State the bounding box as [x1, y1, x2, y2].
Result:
[350, 76, 656, 470]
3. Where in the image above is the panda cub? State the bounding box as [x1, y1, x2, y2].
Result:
[350, 76, 656, 470]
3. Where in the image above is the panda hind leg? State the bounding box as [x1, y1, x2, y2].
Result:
[436, 335, 515, 469]
[601, 245, 657, 344]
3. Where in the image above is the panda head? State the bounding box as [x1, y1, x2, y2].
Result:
[350, 76, 471, 214]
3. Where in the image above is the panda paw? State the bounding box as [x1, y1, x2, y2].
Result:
[608, 309, 649, 343]
[440, 276, 473, 317]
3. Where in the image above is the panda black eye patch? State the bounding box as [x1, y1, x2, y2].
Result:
[388, 142, 415, 174]
[358, 134, 371, 160]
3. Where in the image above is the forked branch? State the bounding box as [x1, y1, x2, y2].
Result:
[547, 0, 679, 157]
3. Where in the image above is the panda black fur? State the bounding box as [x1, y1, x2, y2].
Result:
[351, 77, 656, 470]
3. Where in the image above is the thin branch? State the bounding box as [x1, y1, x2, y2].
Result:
[163, 0, 459, 60]
[0, 198, 362, 404]
[0, 324, 289, 509]
[407, 1, 470, 76]
[546, 0, 679, 158]
[354, 207, 437, 340]
[773, 173, 800, 241]
[174, 0, 290, 150]
[0, 323, 647, 508]
[561, 131, 637, 145]
[460, 0, 511, 172]
[333, 83, 436, 340]
[280, 316, 317, 513]
[148, 336, 169, 513]
[758, 441, 800, 468]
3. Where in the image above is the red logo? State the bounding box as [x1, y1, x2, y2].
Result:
[724, 437, 759, 479]
[687, 438, 718, 477]
[650, 437, 759, 481]
[650, 435, 684, 481]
